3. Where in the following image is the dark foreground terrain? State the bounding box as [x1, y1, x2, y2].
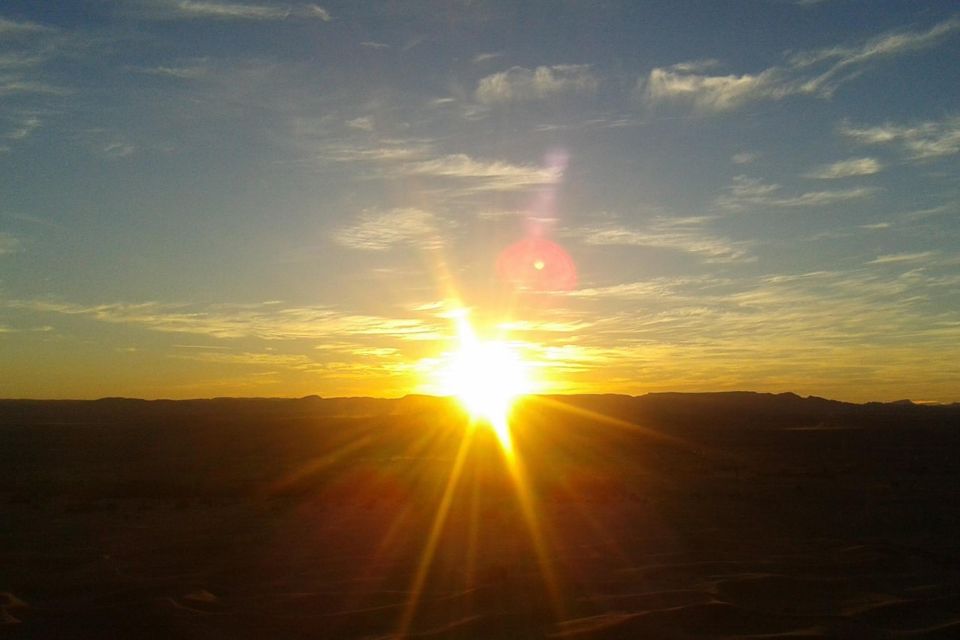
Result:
[2, 393, 960, 639]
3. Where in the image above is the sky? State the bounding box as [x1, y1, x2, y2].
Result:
[1, 1, 959, 402]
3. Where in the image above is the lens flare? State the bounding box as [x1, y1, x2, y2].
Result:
[496, 236, 577, 291]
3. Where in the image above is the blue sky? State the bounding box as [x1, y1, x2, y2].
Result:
[1, 1, 959, 401]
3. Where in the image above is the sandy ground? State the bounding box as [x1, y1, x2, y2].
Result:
[2, 396, 960, 638]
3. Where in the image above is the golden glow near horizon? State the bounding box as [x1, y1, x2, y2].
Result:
[430, 310, 535, 452]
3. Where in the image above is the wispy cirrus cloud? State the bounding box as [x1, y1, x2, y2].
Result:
[472, 52, 503, 64]
[840, 114, 960, 160]
[131, 1, 332, 21]
[538, 265, 960, 398]
[0, 16, 72, 106]
[867, 251, 938, 265]
[0, 16, 55, 36]
[787, 16, 959, 69]
[2, 114, 41, 140]
[642, 17, 960, 112]
[804, 157, 883, 179]
[316, 138, 434, 163]
[77, 128, 138, 158]
[143, 0, 332, 22]
[716, 175, 876, 210]
[570, 215, 753, 263]
[475, 64, 598, 104]
[172, 349, 324, 371]
[0, 210, 66, 230]
[0, 76, 70, 97]
[334, 208, 441, 251]
[7, 299, 442, 342]
[568, 275, 729, 300]
[318, 136, 561, 193]
[130, 64, 209, 79]
[400, 153, 560, 191]
[0, 232, 21, 255]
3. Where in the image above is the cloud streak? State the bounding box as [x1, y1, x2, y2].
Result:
[867, 251, 938, 265]
[572, 216, 753, 263]
[7, 299, 443, 342]
[0, 17, 55, 35]
[318, 137, 561, 193]
[0, 232, 21, 255]
[400, 153, 560, 191]
[840, 115, 960, 160]
[805, 157, 883, 179]
[716, 176, 876, 210]
[535, 264, 960, 398]
[133, 1, 332, 21]
[334, 208, 441, 251]
[642, 17, 960, 112]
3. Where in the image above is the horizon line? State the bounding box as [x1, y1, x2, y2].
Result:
[1, 391, 956, 407]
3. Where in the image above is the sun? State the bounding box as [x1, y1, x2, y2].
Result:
[434, 316, 534, 451]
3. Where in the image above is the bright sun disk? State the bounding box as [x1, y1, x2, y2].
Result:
[436, 320, 533, 452]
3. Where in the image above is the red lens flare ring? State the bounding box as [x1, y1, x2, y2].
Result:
[496, 237, 577, 292]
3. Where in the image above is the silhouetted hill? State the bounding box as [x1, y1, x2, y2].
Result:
[0, 394, 459, 426]
[1, 392, 957, 504]
[535, 392, 960, 430]
[1, 392, 957, 429]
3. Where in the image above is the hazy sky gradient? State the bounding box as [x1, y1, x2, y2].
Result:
[2, 1, 959, 401]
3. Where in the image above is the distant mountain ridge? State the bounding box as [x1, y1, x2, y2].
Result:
[1, 392, 957, 429]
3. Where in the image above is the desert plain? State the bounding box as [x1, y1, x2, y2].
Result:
[2, 393, 960, 639]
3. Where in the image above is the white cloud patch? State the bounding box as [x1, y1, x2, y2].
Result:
[732, 151, 759, 165]
[334, 208, 440, 251]
[805, 157, 883, 179]
[644, 67, 788, 112]
[840, 115, 960, 160]
[643, 17, 960, 112]
[345, 116, 374, 131]
[475, 64, 598, 104]
[716, 175, 876, 210]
